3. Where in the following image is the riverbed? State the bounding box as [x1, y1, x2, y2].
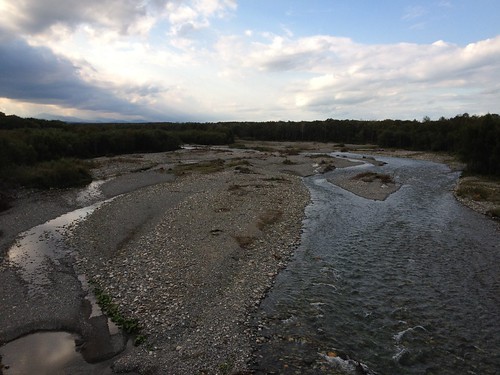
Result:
[1, 147, 498, 374]
[252, 155, 500, 374]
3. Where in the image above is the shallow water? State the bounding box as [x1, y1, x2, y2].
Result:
[7, 202, 105, 296]
[1, 185, 123, 374]
[253, 155, 500, 374]
[0, 332, 115, 375]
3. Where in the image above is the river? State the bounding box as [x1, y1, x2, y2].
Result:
[252, 155, 500, 374]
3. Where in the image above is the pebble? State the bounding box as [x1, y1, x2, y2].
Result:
[69, 155, 310, 374]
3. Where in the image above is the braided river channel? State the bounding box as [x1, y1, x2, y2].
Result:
[252, 155, 499, 374]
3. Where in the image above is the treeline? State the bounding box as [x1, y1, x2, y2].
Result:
[0, 113, 234, 190]
[226, 113, 500, 176]
[1, 112, 499, 191]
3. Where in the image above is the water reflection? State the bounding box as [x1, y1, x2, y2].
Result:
[7, 202, 105, 296]
[0, 332, 83, 374]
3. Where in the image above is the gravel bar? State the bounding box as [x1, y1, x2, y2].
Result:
[69, 168, 309, 374]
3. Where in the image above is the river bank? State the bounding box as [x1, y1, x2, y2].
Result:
[1, 142, 497, 374]
[1, 143, 361, 374]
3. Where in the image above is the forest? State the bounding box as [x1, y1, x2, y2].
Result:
[0, 112, 499, 194]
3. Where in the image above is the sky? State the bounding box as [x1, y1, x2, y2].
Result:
[0, 0, 499, 122]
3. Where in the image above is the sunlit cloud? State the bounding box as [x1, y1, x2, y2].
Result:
[0, 1, 498, 121]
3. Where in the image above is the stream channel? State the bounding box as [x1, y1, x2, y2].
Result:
[1, 154, 498, 374]
[0, 169, 174, 375]
[0, 187, 128, 375]
[252, 155, 499, 374]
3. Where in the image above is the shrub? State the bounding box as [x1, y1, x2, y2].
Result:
[92, 283, 142, 340]
[353, 171, 394, 184]
[487, 208, 500, 219]
[456, 185, 490, 201]
[173, 159, 225, 176]
[15, 159, 92, 189]
[0, 190, 12, 212]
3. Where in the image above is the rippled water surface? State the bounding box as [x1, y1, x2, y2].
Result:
[253, 156, 499, 374]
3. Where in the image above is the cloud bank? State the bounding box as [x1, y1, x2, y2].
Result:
[0, 1, 498, 121]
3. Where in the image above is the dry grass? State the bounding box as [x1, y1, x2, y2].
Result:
[257, 209, 283, 230]
[262, 176, 291, 184]
[173, 159, 225, 176]
[226, 159, 252, 168]
[307, 154, 334, 159]
[233, 235, 255, 248]
[456, 177, 500, 220]
[487, 208, 500, 219]
[282, 158, 296, 165]
[352, 171, 394, 184]
[456, 180, 500, 202]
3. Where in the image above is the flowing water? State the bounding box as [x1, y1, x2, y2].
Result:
[253, 155, 500, 374]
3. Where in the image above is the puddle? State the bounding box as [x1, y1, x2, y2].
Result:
[76, 180, 106, 206]
[7, 200, 109, 296]
[79, 274, 119, 335]
[0, 331, 118, 375]
[2, 180, 127, 373]
[0, 331, 84, 374]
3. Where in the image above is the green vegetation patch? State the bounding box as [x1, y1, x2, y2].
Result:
[12, 159, 93, 189]
[307, 153, 334, 159]
[456, 178, 500, 204]
[173, 159, 226, 176]
[92, 283, 145, 345]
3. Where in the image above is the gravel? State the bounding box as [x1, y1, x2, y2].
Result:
[4, 143, 469, 374]
[69, 167, 309, 374]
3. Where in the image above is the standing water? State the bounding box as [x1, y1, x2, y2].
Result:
[253, 155, 499, 374]
[1, 186, 126, 374]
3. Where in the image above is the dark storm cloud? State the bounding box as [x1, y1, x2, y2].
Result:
[3, 0, 162, 34]
[0, 34, 162, 118]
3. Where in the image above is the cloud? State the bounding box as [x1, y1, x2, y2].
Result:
[1, 0, 236, 39]
[213, 32, 500, 119]
[0, 32, 183, 120]
[0, 1, 498, 122]
[0, 0, 157, 35]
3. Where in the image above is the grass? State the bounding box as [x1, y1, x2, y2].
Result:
[229, 143, 276, 153]
[227, 184, 244, 192]
[9, 159, 93, 189]
[172, 159, 226, 176]
[307, 153, 334, 159]
[456, 177, 500, 220]
[487, 208, 500, 219]
[226, 158, 251, 167]
[352, 171, 394, 184]
[92, 282, 144, 345]
[456, 183, 499, 202]
[279, 147, 302, 156]
[218, 356, 236, 375]
[262, 176, 291, 183]
[282, 158, 296, 165]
